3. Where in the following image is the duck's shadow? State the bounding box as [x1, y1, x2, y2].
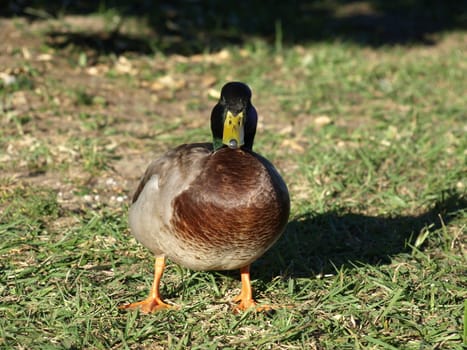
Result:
[252, 189, 465, 281]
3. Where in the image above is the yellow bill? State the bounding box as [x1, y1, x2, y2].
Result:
[222, 110, 245, 149]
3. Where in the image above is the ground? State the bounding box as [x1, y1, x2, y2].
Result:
[0, 9, 466, 350]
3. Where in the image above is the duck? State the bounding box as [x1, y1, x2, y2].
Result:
[119, 82, 290, 313]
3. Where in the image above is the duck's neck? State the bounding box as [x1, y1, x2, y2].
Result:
[213, 138, 224, 151]
[212, 138, 253, 152]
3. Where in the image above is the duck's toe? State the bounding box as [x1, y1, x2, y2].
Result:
[119, 296, 175, 313]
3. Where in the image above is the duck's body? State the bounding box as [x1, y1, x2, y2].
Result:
[120, 82, 290, 313]
[130, 144, 289, 271]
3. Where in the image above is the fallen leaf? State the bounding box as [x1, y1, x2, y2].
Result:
[11, 91, 27, 106]
[86, 65, 109, 76]
[36, 53, 53, 61]
[22, 47, 31, 60]
[278, 125, 293, 135]
[201, 75, 217, 88]
[114, 56, 137, 75]
[313, 115, 332, 127]
[190, 49, 231, 64]
[280, 139, 305, 153]
[0, 72, 16, 85]
[207, 88, 220, 99]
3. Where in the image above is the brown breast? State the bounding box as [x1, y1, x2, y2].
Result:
[170, 148, 290, 261]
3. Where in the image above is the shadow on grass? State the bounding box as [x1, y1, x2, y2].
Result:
[45, 31, 154, 57]
[3, 1, 466, 55]
[255, 189, 466, 280]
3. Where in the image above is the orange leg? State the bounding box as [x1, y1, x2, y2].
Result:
[119, 256, 173, 313]
[233, 265, 271, 312]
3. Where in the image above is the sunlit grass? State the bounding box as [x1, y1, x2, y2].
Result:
[0, 12, 465, 349]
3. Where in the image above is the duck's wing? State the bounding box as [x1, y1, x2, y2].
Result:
[132, 142, 213, 204]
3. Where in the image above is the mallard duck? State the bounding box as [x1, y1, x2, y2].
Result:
[119, 82, 290, 313]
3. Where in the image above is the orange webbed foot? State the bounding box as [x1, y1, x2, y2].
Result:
[232, 294, 272, 313]
[232, 265, 273, 313]
[232, 292, 256, 312]
[119, 297, 175, 314]
[119, 256, 177, 314]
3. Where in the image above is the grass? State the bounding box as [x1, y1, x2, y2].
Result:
[0, 9, 466, 350]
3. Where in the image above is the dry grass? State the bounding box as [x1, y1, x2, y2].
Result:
[1, 10, 466, 349]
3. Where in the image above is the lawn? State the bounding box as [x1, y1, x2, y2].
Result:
[0, 3, 466, 349]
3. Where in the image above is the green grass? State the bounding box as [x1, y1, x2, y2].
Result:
[0, 12, 466, 350]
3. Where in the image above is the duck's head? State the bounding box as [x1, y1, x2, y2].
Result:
[211, 82, 258, 151]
